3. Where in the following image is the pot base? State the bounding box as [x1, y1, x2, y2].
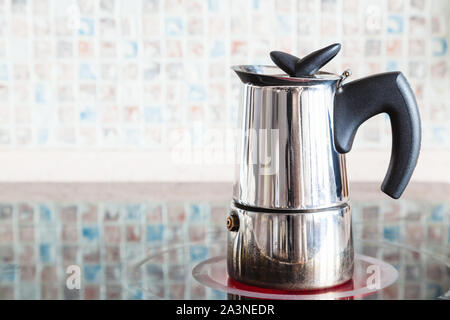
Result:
[227, 203, 354, 290]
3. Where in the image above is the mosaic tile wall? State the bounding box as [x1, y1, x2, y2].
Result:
[0, 199, 448, 299]
[0, 0, 448, 151]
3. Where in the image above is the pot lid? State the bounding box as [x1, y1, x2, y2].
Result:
[232, 65, 342, 87]
[232, 43, 344, 86]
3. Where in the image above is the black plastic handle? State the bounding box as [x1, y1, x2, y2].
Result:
[334, 72, 421, 199]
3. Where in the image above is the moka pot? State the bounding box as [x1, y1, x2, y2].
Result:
[226, 45, 421, 290]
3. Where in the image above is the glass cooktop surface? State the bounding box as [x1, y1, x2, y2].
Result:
[0, 183, 448, 300]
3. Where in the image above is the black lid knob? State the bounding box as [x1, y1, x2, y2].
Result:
[270, 43, 341, 77]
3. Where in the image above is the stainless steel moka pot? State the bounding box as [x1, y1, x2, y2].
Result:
[226, 44, 421, 290]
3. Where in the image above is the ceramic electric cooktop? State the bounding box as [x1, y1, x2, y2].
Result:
[0, 183, 448, 300]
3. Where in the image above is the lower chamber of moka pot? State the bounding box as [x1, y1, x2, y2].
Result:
[226, 203, 354, 291]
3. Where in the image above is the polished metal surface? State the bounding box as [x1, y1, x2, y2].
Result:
[227, 203, 354, 290]
[233, 80, 349, 210]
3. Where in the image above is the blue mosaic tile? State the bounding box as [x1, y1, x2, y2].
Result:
[79, 18, 95, 36]
[79, 64, 96, 80]
[144, 106, 163, 123]
[387, 15, 404, 34]
[146, 224, 165, 242]
[39, 205, 53, 222]
[125, 205, 143, 221]
[383, 225, 402, 242]
[39, 243, 54, 263]
[429, 205, 445, 222]
[432, 38, 448, 57]
[0, 264, 16, 282]
[165, 18, 183, 36]
[190, 245, 208, 262]
[0, 65, 8, 81]
[84, 265, 102, 282]
[82, 226, 100, 241]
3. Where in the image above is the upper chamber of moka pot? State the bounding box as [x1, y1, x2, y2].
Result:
[231, 44, 350, 211]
